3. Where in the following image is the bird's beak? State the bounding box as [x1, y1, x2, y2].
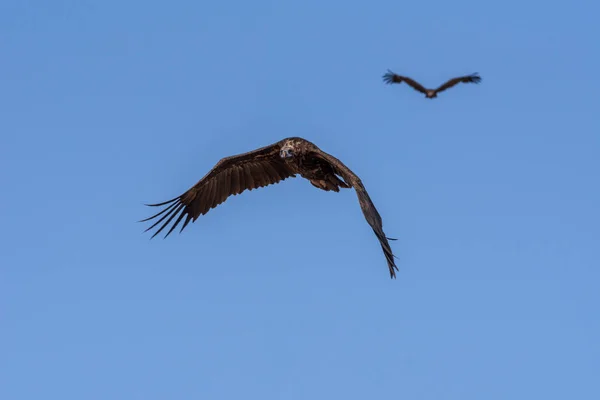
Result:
[280, 148, 293, 158]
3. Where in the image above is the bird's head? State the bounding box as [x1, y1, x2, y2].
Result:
[279, 141, 297, 159]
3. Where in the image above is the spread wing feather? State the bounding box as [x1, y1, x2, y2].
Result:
[140, 140, 295, 238]
[310, 148, 399, 279]
[434, 73, 481, 94]
[382, 69, 428, 94]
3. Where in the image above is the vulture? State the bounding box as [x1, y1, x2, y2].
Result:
[141, 137, 399, 279]
[382, 70, 482, 99]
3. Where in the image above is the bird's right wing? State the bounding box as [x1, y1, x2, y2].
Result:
[382, 69, 429, 94]
[434, 73, 482, 94]
[140, 140, 296, 238]
[311, 148, 399, 279]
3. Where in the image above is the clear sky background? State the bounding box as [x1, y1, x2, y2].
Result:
[1, 1, 598, 399]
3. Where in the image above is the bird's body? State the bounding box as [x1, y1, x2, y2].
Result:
[141, 137, 399, 278]
[278, 138, 351, 191]
[425, 90, 437, 99]
[382, 70, 482, 99]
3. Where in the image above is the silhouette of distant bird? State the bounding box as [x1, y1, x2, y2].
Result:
[382, 70, 482, 99]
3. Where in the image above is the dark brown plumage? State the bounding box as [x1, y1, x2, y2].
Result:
[382, 70, 482, 98]
[141, 137, 399, 278]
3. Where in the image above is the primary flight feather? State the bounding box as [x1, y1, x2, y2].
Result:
[141, 137, 399, 279]
[382, 70, 482, 99]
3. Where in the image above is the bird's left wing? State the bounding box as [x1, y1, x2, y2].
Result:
[382, 70, 429, 94]
[311, 148, 399, 279]
[140, 139, 295, 238]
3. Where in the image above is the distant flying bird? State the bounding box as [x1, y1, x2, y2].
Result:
[382, 70, 482, 99]
[141, 137, 399, 278]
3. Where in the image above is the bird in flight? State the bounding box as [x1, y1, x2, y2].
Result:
[382, 70, 482, 99]
[140, 137, 399, 279]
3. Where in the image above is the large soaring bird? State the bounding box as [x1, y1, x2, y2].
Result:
[382, 70, 482, 99]
[141, 137, 399, 278]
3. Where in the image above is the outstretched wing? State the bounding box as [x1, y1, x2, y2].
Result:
[141, 140, 295, 238]
[382, 69, 429, 94]
[434, 73, 481, 94]
[310, 148, 399, 279]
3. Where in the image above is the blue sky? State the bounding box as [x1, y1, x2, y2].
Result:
[1, 0, 598, 399]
